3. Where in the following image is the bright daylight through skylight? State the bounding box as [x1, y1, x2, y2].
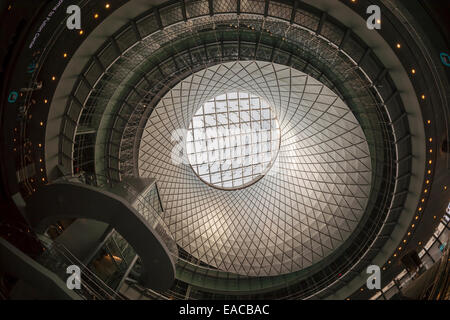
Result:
[186, 92, 281, 190]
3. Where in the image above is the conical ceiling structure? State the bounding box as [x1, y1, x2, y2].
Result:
[138, 60, 372, 277]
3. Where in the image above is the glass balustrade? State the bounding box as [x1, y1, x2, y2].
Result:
[37, 236, 124, 300]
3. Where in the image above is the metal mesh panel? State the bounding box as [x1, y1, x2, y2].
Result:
[115, 26, 139, 53]
[294, 8, 320, 31]
[73, 133, 96, 172]
[213, 0, 237, 13]
[185, 0, 210, 18]
[377, 75, 395, 101]
[360, 53, 383, 81]
[342, 34, 366, 63]
[136, 13, 159, 37]
[74, 80, 91, 104]
[84, 60, 103, 87]
[160, 3, 184, 27]
[268, 2, 291, 21]
[240, 0, 265, 14]
[98, 43, 119, 69]
[67, 99, 82, 123]
[321, 21, 345, 45]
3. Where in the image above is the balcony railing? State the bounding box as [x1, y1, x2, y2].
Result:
[56, 173, 178, 260]
[37, 236, 124, 300]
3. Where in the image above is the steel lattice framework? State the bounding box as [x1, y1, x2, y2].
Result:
[139, 61, 372, 277]
[48, 0, 420, 299]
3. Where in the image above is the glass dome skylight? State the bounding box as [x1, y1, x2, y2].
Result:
[139, 61, 372, 276]
[186, 92, 281, 190]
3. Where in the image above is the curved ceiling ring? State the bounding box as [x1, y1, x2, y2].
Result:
[50, 1, 404, 300]
[92, 27, 398, 296]
[79, 7, 402, 298]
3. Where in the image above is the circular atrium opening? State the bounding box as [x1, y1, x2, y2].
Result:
[186, 91, 281, 190]
[140, 61, 373, 277]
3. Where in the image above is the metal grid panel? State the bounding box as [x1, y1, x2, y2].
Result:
[321, 21, 345, 44]
[359, 53, 383, 82]
[74, 80, 90, 104]
[240, 0, 265, 14]
[84, 60, 103, 87]
[98, 43, 119, 69]
[213, 0, 237, 13]
[268, 2, 292, 21]
[160, 3, 184, 27]
[67, 99, 82, 123]
[185, 0, 210, 18]
[342, 34, 366, 63]
[294, 8, 320, 31]
[136, 13, 159, 37]
[115, 26, 139, 52]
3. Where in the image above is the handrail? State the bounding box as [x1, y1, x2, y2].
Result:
[54, 241, 124, 299]
[427, 237, 449, 300]
[13, 1, 406, 299]
[56, 172, 178, 259]
[38, 235, 124, 300]
[125, 279, 172, 300]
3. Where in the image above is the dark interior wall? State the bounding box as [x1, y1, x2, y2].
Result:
[0, 0, 47, 74]
[0, 1, 52, 255]
[0, 237, 81, 300]
[419, 0, 450, 47]
[55, 218, 110, 264]
[413, 0, 450, 81]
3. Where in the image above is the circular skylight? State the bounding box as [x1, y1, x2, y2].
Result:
[186, 92, 281, 190]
